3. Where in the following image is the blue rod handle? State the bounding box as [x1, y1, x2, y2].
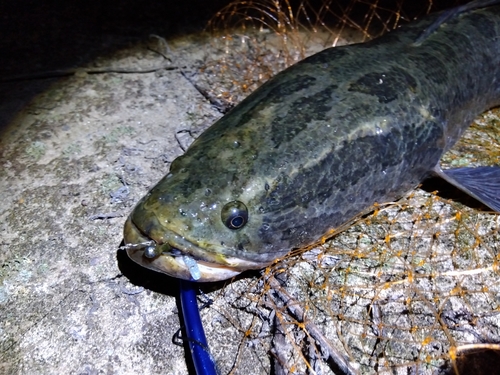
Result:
[179, 280, 218, 375]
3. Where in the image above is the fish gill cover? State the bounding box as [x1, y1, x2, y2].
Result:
[176, 0, 500, 374]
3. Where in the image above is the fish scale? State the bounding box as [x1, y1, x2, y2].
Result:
[123, 0, 500, 282]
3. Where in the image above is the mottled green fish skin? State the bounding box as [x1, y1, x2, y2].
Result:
[124, 3, 500, 281]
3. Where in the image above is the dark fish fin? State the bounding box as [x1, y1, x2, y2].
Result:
[432, 165, 500, 212]
[413, 0, 500, 45]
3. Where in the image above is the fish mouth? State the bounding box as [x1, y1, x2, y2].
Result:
[123, 216, 262, 282]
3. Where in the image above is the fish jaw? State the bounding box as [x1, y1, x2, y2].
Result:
[123, 215, 265, 282]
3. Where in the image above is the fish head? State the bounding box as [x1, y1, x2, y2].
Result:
[123, 130, 286, 282]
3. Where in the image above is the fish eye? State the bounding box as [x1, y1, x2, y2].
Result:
[221, 201, 248, 230]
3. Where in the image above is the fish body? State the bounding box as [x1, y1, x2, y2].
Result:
[124, 1, 500, 282]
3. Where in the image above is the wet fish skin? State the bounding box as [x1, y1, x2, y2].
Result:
[124, 2, 500, 281]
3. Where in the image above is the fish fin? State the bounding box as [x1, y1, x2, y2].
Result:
[432, 165, 500, 212]
[413, 0, 500, 46]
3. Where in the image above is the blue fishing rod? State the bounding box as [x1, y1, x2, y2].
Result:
[179, 279, 219, 375]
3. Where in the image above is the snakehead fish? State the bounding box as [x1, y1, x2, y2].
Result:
[123, 0, 500, 282]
